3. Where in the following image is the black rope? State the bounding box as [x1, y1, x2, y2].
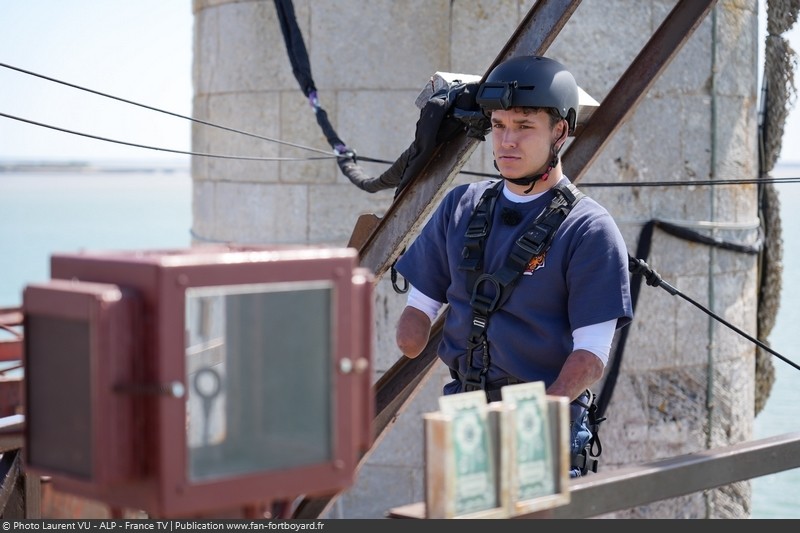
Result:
[271, 0, 489, 195]
[273, 0, 315, 98]
[596, 220, 798, 420]
[653, 219, 761, 255]
[273, 0, 347, 154]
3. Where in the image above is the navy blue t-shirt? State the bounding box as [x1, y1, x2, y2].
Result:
[395, 177, 633, 391]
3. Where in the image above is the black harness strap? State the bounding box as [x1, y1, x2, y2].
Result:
[456, 181, 585, 393]
[460, 180, 503, 287]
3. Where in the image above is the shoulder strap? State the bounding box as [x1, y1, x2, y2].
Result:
[459, 180, 503, 292]
[491, 181, 584, 307]
[460, 181, 584, 303]
[457, 181, 585, 394]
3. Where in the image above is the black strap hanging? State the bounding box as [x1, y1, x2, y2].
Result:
[273, 0, 347, 152]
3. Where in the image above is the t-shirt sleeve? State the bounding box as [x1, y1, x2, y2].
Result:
[566, 208, 633, 331]
[394, 190, 460, 304]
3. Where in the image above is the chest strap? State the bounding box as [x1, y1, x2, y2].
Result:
[456, 181, 585, 393]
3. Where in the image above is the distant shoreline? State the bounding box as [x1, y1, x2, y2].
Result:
[1, 159, 796, 175]
[0, 161, 189, 174]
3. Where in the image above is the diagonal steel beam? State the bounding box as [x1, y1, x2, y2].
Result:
[343, 0, 722, 520]
[372, 0, 721, 454]
[292, 0, 582, 519]
[356, 0, 583, 280]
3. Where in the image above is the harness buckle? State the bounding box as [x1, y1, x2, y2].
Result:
[572, 447, 599, 475]
[471, 274, 502, 314]
[461, 371, 487, 392]
[472, 316, 487, 329]
[464, 218, 490, 239]
[515, 224, 550, 256]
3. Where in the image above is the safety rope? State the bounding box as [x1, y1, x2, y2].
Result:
[273, 0, 349, 155]
[272, 0, 489, 196]
[0, 111, 337, 162]
[596, 219, 799, 420]
[0, 62, 332, 157]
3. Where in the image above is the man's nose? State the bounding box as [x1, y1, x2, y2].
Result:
[500, 130, 517, 147]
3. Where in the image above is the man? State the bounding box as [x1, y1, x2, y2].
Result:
[394, 55, 633, 476]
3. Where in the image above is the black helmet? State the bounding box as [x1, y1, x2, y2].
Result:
[476, 55, 579, 134]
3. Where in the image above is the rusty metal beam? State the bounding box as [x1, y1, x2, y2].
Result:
[355, 0, 583, 279]
[563, 0, 719, 182]
[328, 0, 722, 521]
[0, 308, 23, 363]
[291, 0, 583, 519]
[0, 341, 22, 362]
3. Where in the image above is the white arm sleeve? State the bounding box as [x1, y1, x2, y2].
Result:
[572, 319, 618, 366]
[406, 286, 444, 322]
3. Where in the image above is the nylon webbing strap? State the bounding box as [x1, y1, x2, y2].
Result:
[457, 181, 585, 392]
[460, 180, 503, 286]
[493, 182, 583, 308]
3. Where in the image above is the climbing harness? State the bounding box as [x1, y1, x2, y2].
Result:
[449, 178, 606, 476]
[456, 179, 584, 393]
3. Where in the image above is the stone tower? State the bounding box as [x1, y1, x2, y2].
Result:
[192, 0, 761, 518]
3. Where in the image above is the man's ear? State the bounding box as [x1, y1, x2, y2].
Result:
[555, 120, 568, 145]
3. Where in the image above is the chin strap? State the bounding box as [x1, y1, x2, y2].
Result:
[506, 153, 558, 193]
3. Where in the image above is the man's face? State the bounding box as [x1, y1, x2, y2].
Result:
[490, 108, 561, 179]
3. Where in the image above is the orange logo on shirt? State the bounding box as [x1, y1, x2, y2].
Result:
[524, 254, 545, 275]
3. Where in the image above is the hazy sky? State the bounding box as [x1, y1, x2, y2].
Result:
[0, 1, 192, 163]
[0, 2, 798, 164]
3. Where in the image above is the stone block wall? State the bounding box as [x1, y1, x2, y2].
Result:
[192, 0, 760, 518]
